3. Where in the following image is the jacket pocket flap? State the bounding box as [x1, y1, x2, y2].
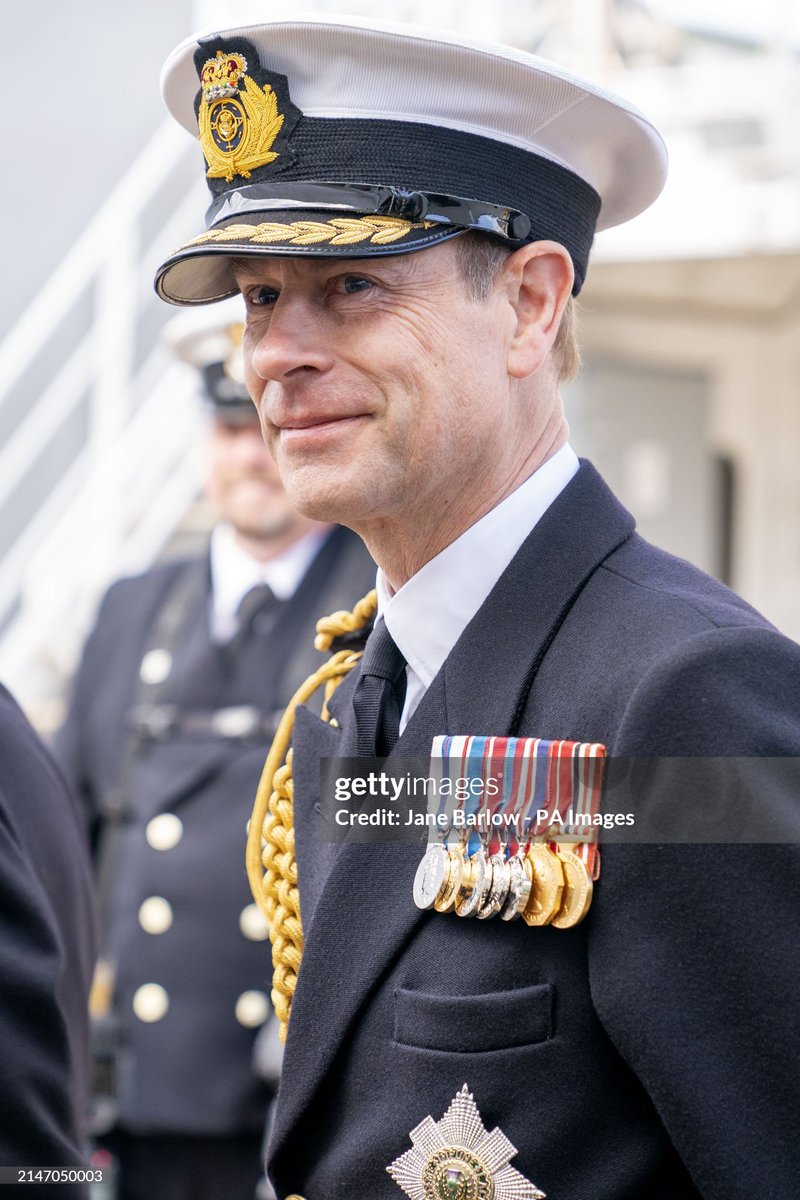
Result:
[394, 982, 553, 1053]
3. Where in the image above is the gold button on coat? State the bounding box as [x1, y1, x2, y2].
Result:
[145, 813, 183, 850]
[132, 983, 169, 1022]
[235, 990, 269, 1027]
[138, 896, 173, 935]
[239, 903, 270, 941]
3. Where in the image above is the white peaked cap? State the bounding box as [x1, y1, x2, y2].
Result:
[155, 14, 668, 305]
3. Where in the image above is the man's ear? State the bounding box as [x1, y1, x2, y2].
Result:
[502, 242, 574, 379]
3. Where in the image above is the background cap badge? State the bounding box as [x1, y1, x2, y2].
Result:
[155, 15, 668, 306]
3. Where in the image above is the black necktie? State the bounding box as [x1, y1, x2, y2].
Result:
[232, 583, 279, 645]
[352, 621, 407, 757]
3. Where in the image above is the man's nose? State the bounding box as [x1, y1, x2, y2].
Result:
[248, 295, 336, 382]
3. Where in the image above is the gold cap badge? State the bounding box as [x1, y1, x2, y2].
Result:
[197, 48, 286, 183]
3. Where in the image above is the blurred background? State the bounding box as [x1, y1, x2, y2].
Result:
[2, 0, 799, 729]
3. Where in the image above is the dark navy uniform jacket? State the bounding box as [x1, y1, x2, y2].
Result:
[55, 526, 375, 1138]
[0, 685, 94, 1190]
[267, 463, 800, 1200]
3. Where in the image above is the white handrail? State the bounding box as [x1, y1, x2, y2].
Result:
[0, 117, 210, 719]
[0, 339, 92, 513]
[0, 121, 195, 408]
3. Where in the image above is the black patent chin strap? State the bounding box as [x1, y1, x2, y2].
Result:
[206, 181, 534, 242]
[351, 619, 408, 758]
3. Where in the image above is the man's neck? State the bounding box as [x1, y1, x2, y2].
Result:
[358, 424, 568, 591]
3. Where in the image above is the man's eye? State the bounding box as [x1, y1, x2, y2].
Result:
[341, 276, 373, 294]
[246, 285, 279, 306]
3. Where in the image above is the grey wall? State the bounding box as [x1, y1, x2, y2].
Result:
[567, 359, 718, 577]
[1, 0, 194, 336]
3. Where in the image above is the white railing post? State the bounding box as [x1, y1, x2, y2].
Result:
[88, 223, 139, 562]
[0, 119, 207, 720]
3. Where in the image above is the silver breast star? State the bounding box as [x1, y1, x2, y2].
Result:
[387, 1083, 545, 1199]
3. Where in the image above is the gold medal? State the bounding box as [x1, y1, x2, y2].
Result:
[477, 852, 511, 920]
[434, 846, 466, 913]
[550, 846, 594, 928]
[454, 849, 489, 918]
[452, 849, 478, 910]
[522, 843, 564, 926]
[500, 851, 531, 921]
[413, 844, 451, 911]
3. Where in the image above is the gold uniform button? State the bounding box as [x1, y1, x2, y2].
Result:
[235, 990, 269, 1027]
[239, 903, 270, 941]
[132, 983, 169, 1022]
[139, 648, 172, 684]
[138, 896, 173, 935]
[145, 813, 183, 851]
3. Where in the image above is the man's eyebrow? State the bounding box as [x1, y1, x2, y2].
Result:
[229, 254, 418, 280]
[230, 256, 265, 278]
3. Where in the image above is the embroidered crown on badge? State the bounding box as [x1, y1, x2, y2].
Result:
[200, 50, 248, 101]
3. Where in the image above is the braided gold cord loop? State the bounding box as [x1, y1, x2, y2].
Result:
[246, 589, 378, 1041]
[315, 589, 379, 652]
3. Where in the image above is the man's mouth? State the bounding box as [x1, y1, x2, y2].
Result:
[276, 412, 369, 445]
[277, 412, 367, 430]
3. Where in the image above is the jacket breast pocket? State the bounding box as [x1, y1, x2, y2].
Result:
[393, 982, 553, 1054]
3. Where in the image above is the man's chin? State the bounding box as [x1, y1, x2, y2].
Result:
[228, 511, 296, 542]
[282, 476, 374, 531]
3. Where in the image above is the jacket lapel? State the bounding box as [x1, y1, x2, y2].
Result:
[290, 704, 346, 931]
[442, 461, 634, 736]
[270, 462, 635, 1159]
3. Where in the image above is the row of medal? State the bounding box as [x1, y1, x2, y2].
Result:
[412, 735, 606, 929]
[413, 837, 594, 929]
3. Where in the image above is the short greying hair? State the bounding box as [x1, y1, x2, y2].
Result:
[454, 233, 581, 383]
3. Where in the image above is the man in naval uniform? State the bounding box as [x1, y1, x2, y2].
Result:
[54, 311, 374, 1200]
[153, 17, 800, 1200]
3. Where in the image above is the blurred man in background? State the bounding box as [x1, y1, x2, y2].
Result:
[54, 307, 375, 1200]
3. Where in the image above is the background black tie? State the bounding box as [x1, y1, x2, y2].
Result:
[231, 582, 280, 648]
[352, 620, 407, 757]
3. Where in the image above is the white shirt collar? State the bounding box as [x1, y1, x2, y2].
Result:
[376, 444, 579, 726]
[209, 522, 328, 642]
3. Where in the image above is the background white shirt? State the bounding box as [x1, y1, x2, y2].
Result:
[209, 522, 328, 643]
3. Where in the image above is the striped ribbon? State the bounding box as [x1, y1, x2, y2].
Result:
[428, 736, 607, 874]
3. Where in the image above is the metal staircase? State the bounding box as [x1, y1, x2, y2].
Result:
[0, 121, 209, 726]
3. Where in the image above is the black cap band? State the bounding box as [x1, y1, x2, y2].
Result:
[200, 115, 601, 292]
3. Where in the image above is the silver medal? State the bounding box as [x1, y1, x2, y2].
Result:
[500, 853, 531, 921]
[413, 844, 451, 910]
